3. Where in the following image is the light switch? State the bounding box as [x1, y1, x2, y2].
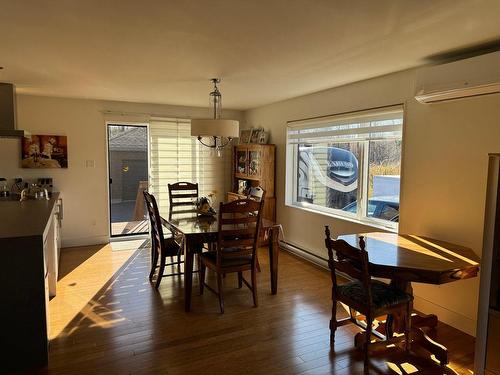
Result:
[85, 160, 95, 168]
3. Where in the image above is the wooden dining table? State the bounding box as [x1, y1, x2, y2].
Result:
[338, 231, 480, 365]
[160, 209, 280, 312]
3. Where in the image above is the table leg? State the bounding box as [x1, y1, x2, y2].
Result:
[184, 238, 195, 312]
[384, 280, 448, 365]
[268, 226, 280, 295]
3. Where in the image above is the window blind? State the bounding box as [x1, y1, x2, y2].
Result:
[287, 105, 403, 144]
[149, 118, 231, 213]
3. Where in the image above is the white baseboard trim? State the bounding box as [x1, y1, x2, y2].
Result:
[280, 241, 328, 269]
[61, 235, 109, 248]
[280, 240, 476, 336]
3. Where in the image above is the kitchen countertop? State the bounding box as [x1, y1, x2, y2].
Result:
[0, 192, 60, 239]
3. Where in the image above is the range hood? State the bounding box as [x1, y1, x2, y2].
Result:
[0, 83, 29, 138]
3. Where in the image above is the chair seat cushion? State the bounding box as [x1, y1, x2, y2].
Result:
[337, 280, 413, 310]
[201, 250, 252, 268]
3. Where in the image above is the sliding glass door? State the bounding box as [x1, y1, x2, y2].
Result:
[107, 124, 149, 237]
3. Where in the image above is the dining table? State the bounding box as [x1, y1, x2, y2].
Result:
[338, 231, 480, 365]
[160, 208, 280, 312]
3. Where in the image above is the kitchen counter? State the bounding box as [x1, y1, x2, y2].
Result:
[0, 192, 60, 239]
[0, 192, 62, 371]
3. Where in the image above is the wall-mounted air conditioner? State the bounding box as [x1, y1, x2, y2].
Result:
[415, 51, 500, 104]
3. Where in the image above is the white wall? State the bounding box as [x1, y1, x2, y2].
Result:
[0, 94, 243, 247]
[245, 69, 500, 335]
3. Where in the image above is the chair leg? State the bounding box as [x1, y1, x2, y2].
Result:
[238, 271, 243, 288]
[149, 248, 159, 282]
[405, 303, 412, 352]
[255, 253, 261, 272]
[199, 258, 206, 295]
[330, 297, 338, 344]
[251, 265, 258, 307]
[155, 256, 166, 289]
[217, 272, 224, 313]
[364, 314, 373, 366]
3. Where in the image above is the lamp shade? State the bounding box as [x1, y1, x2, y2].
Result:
[191, 119, 239, 138]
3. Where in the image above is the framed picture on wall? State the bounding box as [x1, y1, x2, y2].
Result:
[239, 128, 252, 144]
[21, 135, 68, 168]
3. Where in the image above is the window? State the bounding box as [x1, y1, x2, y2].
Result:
[286, 106, 403, 227]
[149, 118, 231, 214]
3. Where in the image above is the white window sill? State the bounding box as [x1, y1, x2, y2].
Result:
[285, 202, 398, 233]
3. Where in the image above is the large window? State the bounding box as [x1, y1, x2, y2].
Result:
[149, 118, 231, 214]
[286, 106, 403, 228]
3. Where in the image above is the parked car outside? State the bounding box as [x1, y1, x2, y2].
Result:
[342, 196, 399, 222]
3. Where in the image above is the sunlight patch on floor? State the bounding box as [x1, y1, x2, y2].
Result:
[48, 242, 138, 339]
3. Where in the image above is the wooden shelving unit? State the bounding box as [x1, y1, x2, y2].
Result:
[227, 144, 276, 222]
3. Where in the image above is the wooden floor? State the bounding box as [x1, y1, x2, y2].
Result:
[39, 242, 476, 374]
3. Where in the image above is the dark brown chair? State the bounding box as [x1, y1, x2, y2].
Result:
[324, 226, 413, 366]
[199, 198, 265, 313]
[168, 182, 199, 214]
[144, 191, 183, 289]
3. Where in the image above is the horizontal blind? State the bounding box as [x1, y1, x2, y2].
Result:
[287, 105, 403, 144]
[149, 118, 231, 214]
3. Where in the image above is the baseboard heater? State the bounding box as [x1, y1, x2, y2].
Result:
[279, 240, 329, 269]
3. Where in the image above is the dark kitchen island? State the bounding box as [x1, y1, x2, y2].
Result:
[0, 193, 62, 372]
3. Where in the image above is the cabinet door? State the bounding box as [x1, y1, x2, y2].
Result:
[248, 149, 262, 178]
[235, 148, 248, 176]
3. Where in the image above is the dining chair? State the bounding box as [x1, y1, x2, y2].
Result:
[199, 198, 265, 313]
[143, 190, 184, 289]
[246, 186, 265, 272]
[324, 226, 413, 366]
[168, 182, 199, 214]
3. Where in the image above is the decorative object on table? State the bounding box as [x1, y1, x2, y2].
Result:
[21, 135, 68, 168]
[258, 131, 269, 144]
[250, 127, 263, 143]
[239, 128, 252, 144]
[190, 78, 239, 156]
[195, 196, 216, 216]
[207, 190, 217, 207]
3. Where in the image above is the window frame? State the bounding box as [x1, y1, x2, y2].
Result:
[285, 106, 403, 231]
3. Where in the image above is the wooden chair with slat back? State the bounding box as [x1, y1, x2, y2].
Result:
[199, 198, 265, 313]
[168, 182, 199, 213]
[246, 186, 265, 272]
[143, 191, 184, 289]
[324, 226, 413, 367]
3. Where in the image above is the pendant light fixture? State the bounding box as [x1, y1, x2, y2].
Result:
[191, 78, 239, 156]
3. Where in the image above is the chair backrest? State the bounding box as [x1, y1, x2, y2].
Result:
[216, 198, 265, 267]
[324, 226, 372, 305]
[143, 190, 165, 256]
[168, 182, 199, 212]
[247, 186, 264, 202]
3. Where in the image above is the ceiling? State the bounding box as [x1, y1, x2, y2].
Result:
[1, 0, 500, 110]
